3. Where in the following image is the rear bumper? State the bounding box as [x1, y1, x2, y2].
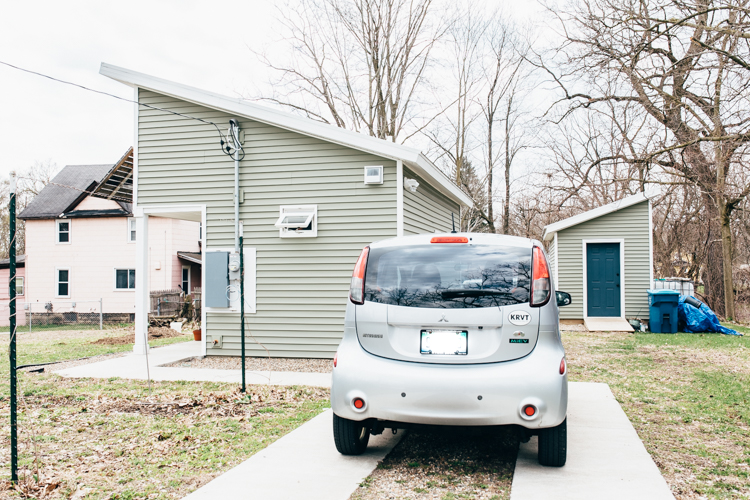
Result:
[331, 331, 567, 429]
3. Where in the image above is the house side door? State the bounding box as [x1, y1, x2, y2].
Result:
[586, 243, 621, 317]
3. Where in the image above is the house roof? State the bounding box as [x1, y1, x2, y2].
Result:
[19, 161, 134, 220]
[99, 63, 473, 207]
[542, 191, 656, 241]
[0, 255, 25, 269]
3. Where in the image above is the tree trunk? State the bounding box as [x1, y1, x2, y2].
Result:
[720, 201, 736, 320]
[701, 196, 726, 316]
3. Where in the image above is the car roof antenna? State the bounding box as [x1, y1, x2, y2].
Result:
[451, 213, 457, 233]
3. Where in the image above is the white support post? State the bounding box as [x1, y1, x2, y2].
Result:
[134, 214, 150, 354]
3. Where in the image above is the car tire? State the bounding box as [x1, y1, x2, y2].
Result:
[333, 413, 370, 455]
[538, 418, 567, 467]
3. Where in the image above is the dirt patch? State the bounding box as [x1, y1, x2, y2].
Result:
[352, 426, 518, 500]
[0, 380, 329, 499]
[91, 326, 186, 345]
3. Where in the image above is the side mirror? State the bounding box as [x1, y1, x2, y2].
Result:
[556, 291, 572, 307]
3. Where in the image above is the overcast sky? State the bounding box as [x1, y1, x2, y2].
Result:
[0, 0, 543, 182]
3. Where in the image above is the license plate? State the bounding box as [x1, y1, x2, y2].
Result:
[420, 330, 468, 355]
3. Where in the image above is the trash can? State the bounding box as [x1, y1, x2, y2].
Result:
[647, 289, 680, 333]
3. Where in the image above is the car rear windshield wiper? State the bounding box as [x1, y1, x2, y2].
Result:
[441, 289, 511, 298]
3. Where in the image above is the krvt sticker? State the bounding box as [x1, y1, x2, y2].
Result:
[508, 311, 531, 326]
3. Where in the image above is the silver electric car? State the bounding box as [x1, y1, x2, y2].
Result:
[331, 233, 572, 467]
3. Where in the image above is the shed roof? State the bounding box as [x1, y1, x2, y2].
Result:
[542, 191, 655, 241]
[99, 63, 473, 207]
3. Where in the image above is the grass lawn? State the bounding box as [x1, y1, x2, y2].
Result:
[0, 328, 330, 499]
[564, 325, 750, 499]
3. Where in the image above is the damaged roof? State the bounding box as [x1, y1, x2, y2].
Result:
[19, 151, 134, 220]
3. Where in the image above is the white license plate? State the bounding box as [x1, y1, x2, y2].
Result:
[420, 329, 468, 355]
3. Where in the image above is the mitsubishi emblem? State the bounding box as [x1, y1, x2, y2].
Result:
[438, 314, 448, 322]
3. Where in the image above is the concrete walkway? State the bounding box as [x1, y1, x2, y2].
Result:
[184, 409, 400, 500]
[54, 345, 675, 499]
[54, 342, 332, 388]
[511, 382, 675, 499]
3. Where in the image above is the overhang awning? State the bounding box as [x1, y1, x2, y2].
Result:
[177, 251, 202, 265]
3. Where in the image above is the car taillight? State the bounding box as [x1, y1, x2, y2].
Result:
[349, 246, 370, 305]
[430, 236, 469, 243]
[530, 246, 551, 307]
[334, 352, 338, 368]
[559, 357, 566, 375]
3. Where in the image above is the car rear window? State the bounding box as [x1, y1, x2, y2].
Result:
[364, 244, 531, 308]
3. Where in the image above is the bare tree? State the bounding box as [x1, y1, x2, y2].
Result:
[540, 0, 750, 318]
[0, 160, 59, 258]
[257, 0, 444, 143]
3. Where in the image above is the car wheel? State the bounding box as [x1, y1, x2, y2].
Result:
[538, 418, 567, 467]
[333, 413, 370, 455]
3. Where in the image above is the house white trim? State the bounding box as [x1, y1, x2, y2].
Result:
[396, 160, 404, 236]
[56, 219, 71, 244]
[181, 265, 191, 294]
[132, 86, 139, 208]
[648, 201, 654, 285]
[543, 190, 658, 241]
[581, 239, 626, 321]
[127, 217, 136, 243]
[55, 267, 71, 298]
[135, 203, 207, 355]
[113, 268, 136, 292]
[553, 232, 559, 290]
[100, 63, 473, 208]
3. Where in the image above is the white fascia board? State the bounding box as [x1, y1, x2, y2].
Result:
[542, 189, 658, 241]
[100, 63, 471, 207]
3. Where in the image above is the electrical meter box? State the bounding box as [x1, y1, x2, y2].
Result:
[205, 251, 229, 308]
[228, 252, 241, 281]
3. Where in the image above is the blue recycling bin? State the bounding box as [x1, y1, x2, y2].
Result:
[647, 289, 680, 333]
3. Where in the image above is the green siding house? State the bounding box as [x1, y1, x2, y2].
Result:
[542, 192, 655, 331]
[101, 63, 471, 358]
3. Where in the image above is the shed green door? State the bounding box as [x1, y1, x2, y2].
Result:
[586, 243, 621, 317]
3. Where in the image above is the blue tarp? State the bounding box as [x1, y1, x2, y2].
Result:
[677, 296, 742, 336]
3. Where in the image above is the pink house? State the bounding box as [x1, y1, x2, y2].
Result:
[18, 149, 201, 322]
[0, 255, 26, 327]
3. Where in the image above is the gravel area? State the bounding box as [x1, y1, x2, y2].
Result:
[164, 355, 334, 373]
[350, 426, 518, 500]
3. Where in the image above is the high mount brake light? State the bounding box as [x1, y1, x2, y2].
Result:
[349, 246, 369, 305]
[430, 236, 468, 243]
[530, 246, 551, 307]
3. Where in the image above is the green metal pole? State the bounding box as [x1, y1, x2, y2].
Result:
[9, 171, 18, 483]
[240, 234, 246, 393]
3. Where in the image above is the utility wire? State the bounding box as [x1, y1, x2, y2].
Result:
[0, 60, 238, 158]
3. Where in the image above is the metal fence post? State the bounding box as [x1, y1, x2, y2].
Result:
[99, 298, 103, 330]
[28, 305, 31, 333]
[9, 171, 18, 482]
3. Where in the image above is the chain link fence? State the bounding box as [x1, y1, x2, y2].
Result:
[20, 300, 136, 332]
